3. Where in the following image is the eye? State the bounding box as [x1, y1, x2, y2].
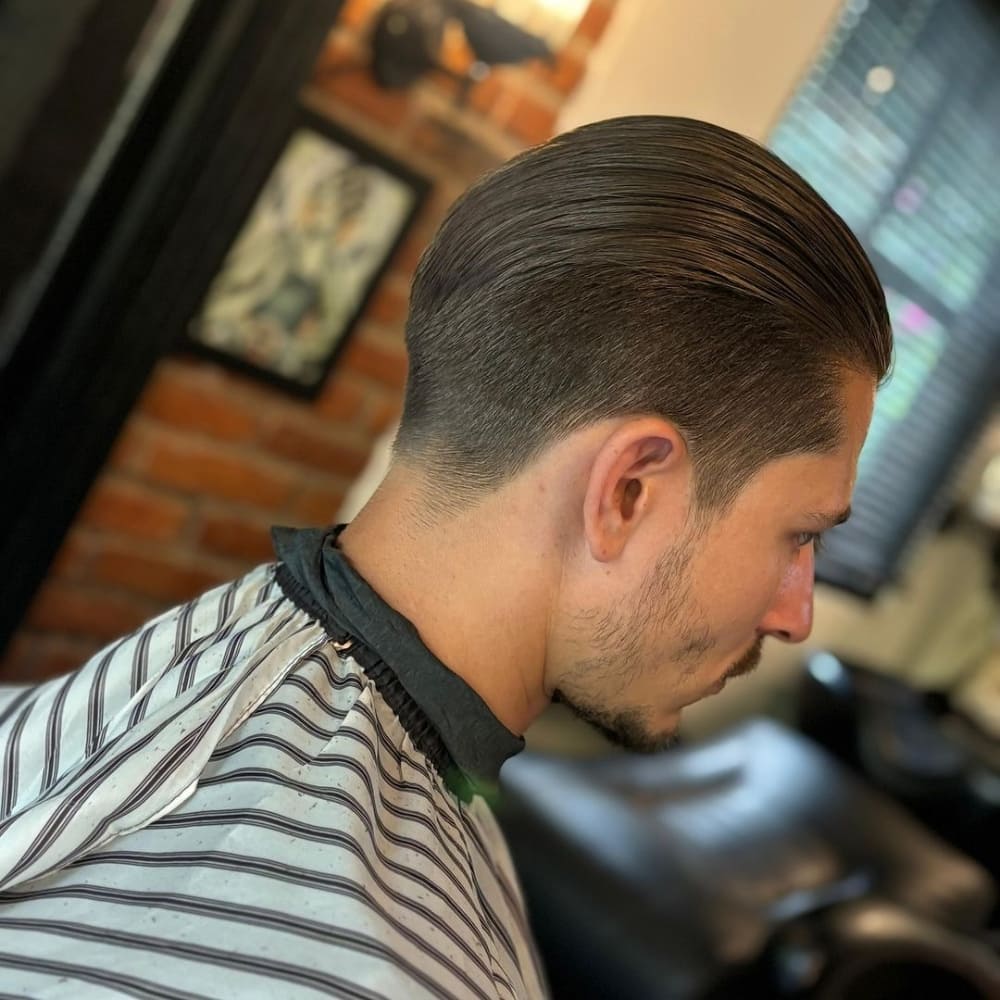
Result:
[795, 531, 825, 555]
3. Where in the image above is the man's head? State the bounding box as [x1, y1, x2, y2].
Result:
[388, 116, 891, 750]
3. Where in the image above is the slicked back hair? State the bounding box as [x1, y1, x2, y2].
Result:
[394, 116, 892, 513]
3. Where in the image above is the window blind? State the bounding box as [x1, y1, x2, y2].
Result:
[768, 0, 1000, 596]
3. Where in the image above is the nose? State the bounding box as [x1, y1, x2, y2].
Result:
[758, 546, 815, 643]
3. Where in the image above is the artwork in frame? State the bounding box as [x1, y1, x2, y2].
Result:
[186, 109, 429, 397]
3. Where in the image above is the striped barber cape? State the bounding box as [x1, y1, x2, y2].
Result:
[0, 525, 547, 999]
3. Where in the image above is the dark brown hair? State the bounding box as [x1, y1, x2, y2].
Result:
[394, 116, 892, 511]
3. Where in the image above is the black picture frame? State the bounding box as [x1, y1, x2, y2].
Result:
[183, 107, 429, 398]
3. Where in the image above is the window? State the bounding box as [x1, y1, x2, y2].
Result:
[769, 0, 1000, 596]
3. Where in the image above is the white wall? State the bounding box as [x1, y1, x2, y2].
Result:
[559, 0, 843, 141]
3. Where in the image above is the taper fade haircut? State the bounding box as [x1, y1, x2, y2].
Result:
[394, 116, 892, 511]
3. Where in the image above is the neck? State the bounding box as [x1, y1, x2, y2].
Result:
[336, 469, 554, 735]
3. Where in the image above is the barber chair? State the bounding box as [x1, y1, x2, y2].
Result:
[797, 653, 999, 883]
[497, 719, 999, 999]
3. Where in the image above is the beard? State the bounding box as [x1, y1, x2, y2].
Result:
[725, 635, 764, 681]
[553, 527, 764, 754]
[553, 634, 764, 754]
[550, 689, 681, 753]
[554, 534, 701, 753]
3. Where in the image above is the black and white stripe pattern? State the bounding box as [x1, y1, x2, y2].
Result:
[0, 564, 546, 998]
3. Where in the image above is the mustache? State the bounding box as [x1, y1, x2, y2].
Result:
[726, 637, 764, 680]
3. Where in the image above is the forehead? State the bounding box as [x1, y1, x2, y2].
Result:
[746, 450, 856, 520]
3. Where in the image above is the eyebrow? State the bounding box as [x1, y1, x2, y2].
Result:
[804, 506, 852, 530]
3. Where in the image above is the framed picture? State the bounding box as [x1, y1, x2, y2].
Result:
[185, 107, 429, 396]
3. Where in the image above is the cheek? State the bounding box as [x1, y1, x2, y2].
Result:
[691, 549, 787, 640]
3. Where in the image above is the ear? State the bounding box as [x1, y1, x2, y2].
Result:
[582, 417, 689, 563]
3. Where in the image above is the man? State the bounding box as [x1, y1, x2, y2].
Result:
[0, 116, 890, 998]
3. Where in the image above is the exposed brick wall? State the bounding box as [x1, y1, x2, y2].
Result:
[1, 0, 618, 683]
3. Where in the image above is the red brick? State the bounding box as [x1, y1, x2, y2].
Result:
[331, 71, 411, 127]
[338, 0, 377, 30]
[423, 183, 464, 227]
[198, 512, 277, 563]
[139, 363, 258, 441]
[261, 418, 370, 477]
[79, 476, 189, 542]
[439, 20, 475, 77]
[25, 580, 158, 642]
[315, 374, 367, 422]
[391, 230, 430, 276]
[426, 71, 465, 102]
[49, 530, 97, 580]
[106, 420, 152, 473]
[144, 433, 296, 510]
[367, 396, 402, 436]
[286, 483, 347, 526]
[575, 0, 615, 44]
[468, 72, 504, 116]
[409, 119, 502, 178]
[92, 545, 230, 604]
[341, 338, 409, 390]
[0, 632, 100, 684]
[537, 49, 587, 95]
[0, 633, 36, 682]
[313, 41, 412, 129]
[505, 92, 558, 145]
[365, 283, 409, 326]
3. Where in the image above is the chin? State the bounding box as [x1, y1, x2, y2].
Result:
[617, 721, 681, 755]
[555, 689, 682, 753]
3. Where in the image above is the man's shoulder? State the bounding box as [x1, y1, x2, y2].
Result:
[0, 560, 327, 833]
